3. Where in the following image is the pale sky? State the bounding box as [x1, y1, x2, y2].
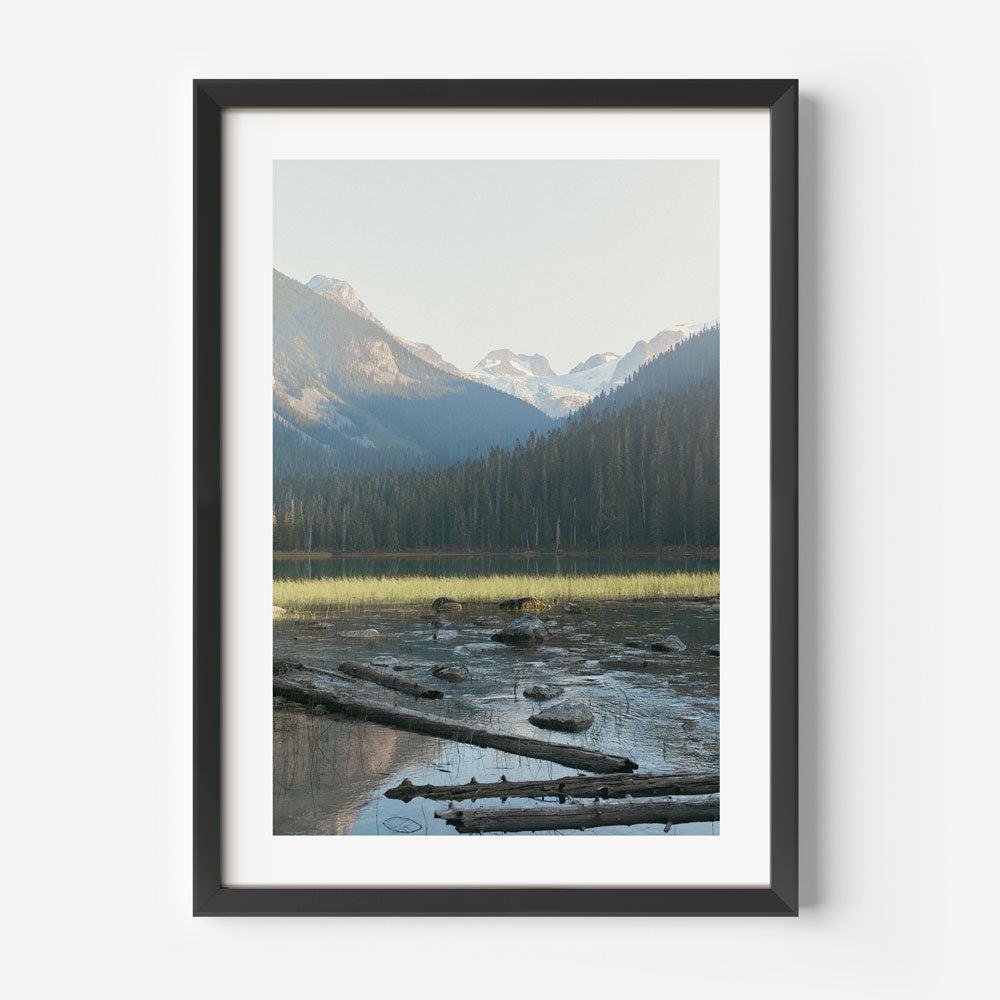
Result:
[274, 159, 719, 373]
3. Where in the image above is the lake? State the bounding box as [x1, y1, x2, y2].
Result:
[273, 596, 720, 836]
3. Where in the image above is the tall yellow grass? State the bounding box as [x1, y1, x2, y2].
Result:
[273, 571, 719, 612]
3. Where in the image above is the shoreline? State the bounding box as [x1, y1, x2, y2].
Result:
[273, 569, 720, 613]
[273, 546, 720, 562]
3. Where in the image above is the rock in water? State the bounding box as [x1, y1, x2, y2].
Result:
[706, 644, 720, 656]
[498, 596, 542, 612]
[337, 628, 380, 639]
[431, 617, 451, 628]
[523, 684, 564, 701]
[651, 635, 686, 652]
[493, 612, 552, 645]
[472, 615, 503, 627]
[432, 597, 462, 612]
[528, 699, 594, 732]
[564, 602, 587, 614]
[453, 643, 496, 656]
[431, 663, 470, 682]
[370, 655, 401, 667]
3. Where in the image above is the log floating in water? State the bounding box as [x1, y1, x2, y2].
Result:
[385, 771, 719, 802]
[435, 798, 720, 834]
[338, 660, 443, 699]
[273, 674, 638, 773]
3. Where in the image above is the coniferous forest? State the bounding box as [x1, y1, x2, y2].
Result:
[273, 341, 720, 553]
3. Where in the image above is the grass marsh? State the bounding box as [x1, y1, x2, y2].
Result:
[273, 570, 720, 613]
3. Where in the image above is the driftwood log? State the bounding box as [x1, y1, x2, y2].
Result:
[338, 660, 443, 699]
[386, 771, 719, 802]
[273, 674, 638, 773]
[435, 797, 720, 834]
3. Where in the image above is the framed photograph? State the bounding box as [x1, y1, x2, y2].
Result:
[194, 79, 797, 916]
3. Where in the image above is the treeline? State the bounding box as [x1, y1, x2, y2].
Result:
[273, 379, 719, 553]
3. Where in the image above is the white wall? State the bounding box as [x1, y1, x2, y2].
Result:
[4, 2, 995, 997]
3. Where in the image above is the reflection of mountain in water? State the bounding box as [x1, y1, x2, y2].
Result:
[273, 713, 443, 835]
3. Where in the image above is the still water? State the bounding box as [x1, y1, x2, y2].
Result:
[274, 598, 720, 836]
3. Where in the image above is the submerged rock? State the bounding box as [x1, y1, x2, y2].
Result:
[651, 635, 686, 652]
[272, 657, 303, 674]
[453, 643, 497, 656]
[564, 602, 587, 614]
[706, 644, 720, 656]
[528, 699, 594, 732]
[493, 612, 552, 646]
[337, 628, 380, 639]
[499, 596, 542, 612]
[370, 655, 401, 668]
[472, 615, 503, 627]
[624, 639, 647, 649]
[431, 617, 452, 628]
[599, 657, 653, 669]
[523, 684, 564, 701]
[431, 663, 470, 682]
[432, 596, 462, 612]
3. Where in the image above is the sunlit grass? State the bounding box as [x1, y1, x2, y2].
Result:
[273, 571, 720, 613]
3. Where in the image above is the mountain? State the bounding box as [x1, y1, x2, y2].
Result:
[585, 323, 720, 416]
[570, 352, 620, 374]
[306, 273, 462, 376]
[474, 349, 556, 379]
[457, 322, 713, 418]
[306, 274, 383, 326]
[273, 270, 554, 474]
[610, 324, 706, 383]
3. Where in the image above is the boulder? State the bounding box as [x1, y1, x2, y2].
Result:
[472, 615, 503, 627]
[431, 663, 470, 682]
[337, 628, 380, 639]
[598, 658, 653, 670]
[432, 597, 462, 612]
[492, 612, 552, 646]
[651, 635, 686, 652]
[453, 643, 497, 656]
[706, 644, 720, 656]
[564, 602, 587, 614]
[528, 699, 594, 732]
[498, 596, 542, 612]
[523, 684, 564, 701]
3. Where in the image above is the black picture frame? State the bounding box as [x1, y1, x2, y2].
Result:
[194, 79, 798, 916]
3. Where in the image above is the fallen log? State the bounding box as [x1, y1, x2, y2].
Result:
[338, 660, 443, 699]
[385, 771, 719, 802]
[273, 674, 638, 773]
[435, 798, 720, 834]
